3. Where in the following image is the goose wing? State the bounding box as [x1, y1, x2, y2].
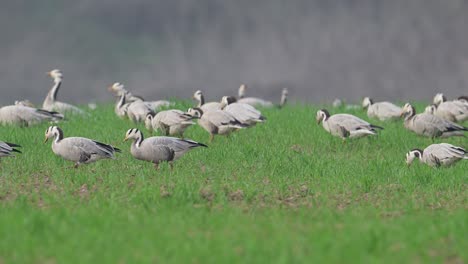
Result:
[225, 103, 265, 122]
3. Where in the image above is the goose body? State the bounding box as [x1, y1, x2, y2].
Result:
[237, 84, 274, 107]
[108, 82, 172, 109]
[316, 109, 383, 139]
[406, 143, 468, 167]
[220, 96, 266, 126]
[0, 105, 63, 126]
[145, 110, 195, 137]
[124, 128, 207, 169]
[402, 103, 467, 138]
[126, 101, 155, 123]
[43, 69, 85, 115]
[193, 90, 222, 112]
[362, 97, 402, 121]
[44, 126, 120, 168]
[0, 141, 21, 159]
[425, 103, 468, 123]
[187, 108, 247, 142]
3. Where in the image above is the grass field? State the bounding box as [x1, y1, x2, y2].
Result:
[0, 102, 467, 263]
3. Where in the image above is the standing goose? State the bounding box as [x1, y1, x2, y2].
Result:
[362, 97, 402, 121]
[0, 141, 21, 161]
[192, 90, 222, 112]
[43, 69, 85, 115]
[316, 109, 383, 139]
[145, 110, 195, 137]
[401, 103, 467, 138]
[237, 85, 289, 108]
[114, 92, 130, 119]
[108, 82, 172, 110]
[406, 143, 467, 167]
[0, 104, 63, 126]
[124, 128, 207, 169]
[220, 96, 266, 126]
[187, 108, 247, 142]
[44, 126, 121, 168]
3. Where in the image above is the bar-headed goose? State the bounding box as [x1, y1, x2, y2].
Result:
[406, 143, 467, 167]
[237, 84, 274, 107]
[362, 97, 402, 121]
[145, 110, 195, 137]
[316, 109, 383, 139]
[126, 100, 155, 123]
[124, 128, 207, 169]
[108, 82, 172, 110]
[187, 107, 247, 142]
[0, 104, 63, 126]
[401, 103, 467, 138]
[220, 96, 266, 126]
[0, 141, 21, 160]
[458, 96, 468, 104]
[192, 90, 222, 112]
[424, 103, 468, 123]
[43, 69, 85, 115]
[44, 126, 121, 168]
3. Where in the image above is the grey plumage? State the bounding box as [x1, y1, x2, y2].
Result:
[44, 126, 120, 168]
[0, 104, 63, 126]
[43, 69, 85, 115]
[187, 107, 248, 142]
[145, 110, 195, 137]
[124, 128, 207, 169]
[406, 143, 468, 167]
[193, 90, 222, 112]
[362, 97, 402, 121]
[402, 103, 467, 138]
[220, 96, 266, 126]
[316, 109, 383, 139]
[0, 141, 21, 158]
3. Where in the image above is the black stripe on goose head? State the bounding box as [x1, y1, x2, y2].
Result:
[410, 149, 423, 158]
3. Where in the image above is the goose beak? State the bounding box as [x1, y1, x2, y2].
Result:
[44, 137, 48, 143]
[46, 71, 51, 76]
[107, 85, 114, 91]
[123, 136, 128, 142]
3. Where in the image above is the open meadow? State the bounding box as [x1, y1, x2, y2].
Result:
[0, 102, 467, 263]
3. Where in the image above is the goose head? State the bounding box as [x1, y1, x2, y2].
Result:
[406, 149, 423, 166]
[280, 88, 288, 107]
[145, 114, 154, 131]
[401, 103, 416, 119]
[433, 93, 446, 106]
[362, 97, 373, 109]
[424, 104, 437, 114]
[108, 82, 125, 95]
[220, 96, 237, 108]
[44, 126, 63, 143]
[187, 107, 203, 118]
[47, 69, 63, 82]
[316, 109, 330, 124]
[124, 128, 144, 142]
[238, 84, 247, 98]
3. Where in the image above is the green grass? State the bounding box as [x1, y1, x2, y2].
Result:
[0, 102, 467, 264]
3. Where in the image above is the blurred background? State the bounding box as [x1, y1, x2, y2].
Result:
[1, 0, 467, 105]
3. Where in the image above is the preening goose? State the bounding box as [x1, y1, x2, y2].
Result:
[406, 143, 467, 167]
[220, 96, 266, 126]
[0, 141, 21, 160]
[187, 107, 247, 142]
[43, 69, 85, 114]
[316, 109, 383, 139]
[193, 90, 222, 112]
[401, 103, 467, 138]
[44, 126, 121, 168]
[124, 128, 207, 169]
[0, 104, 63, 126]
[108, 82, 172, 110]
[145, 110, 195, 137]
[362, 97, 402, 121]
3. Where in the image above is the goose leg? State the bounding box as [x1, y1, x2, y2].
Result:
[154, 162, 160, 170]
[74, 162, 80, 169]
[209, 134, 214, 143]
[169, 161, 174, 171]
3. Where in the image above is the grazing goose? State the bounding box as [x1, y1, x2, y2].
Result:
[44, 126, 121, 168]
[109, 82, 172, 110]
[145, 110, 195, 137]
[187, 108, 247, 142]
[401, 103, 467, 138]
[42, 69, 85, 114]
[362, 97, 402, 121]
[124, 128, 207, 169]
[193, 90, 222, 112]
[126, 100, 155, 123]
[220, 96, 266, 126]
[0, 141, 21, 160]
[0, 104, 63, 126]
[406, 143, 467, 167]
[424, 103, 468, 123]
[316, 109, 383, 139]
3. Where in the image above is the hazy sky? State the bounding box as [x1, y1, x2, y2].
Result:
[1, 0, 467, 105]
